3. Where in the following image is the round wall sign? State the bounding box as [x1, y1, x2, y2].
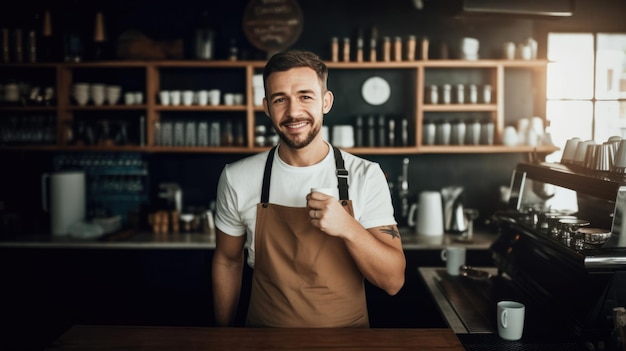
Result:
[361, 76, 391, 105]
[242, 0, 304, 56]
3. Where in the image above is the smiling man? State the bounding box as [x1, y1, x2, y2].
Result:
[212, 49, 405, 328]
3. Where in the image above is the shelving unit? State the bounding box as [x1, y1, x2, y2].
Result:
[0, 59, 558, 155]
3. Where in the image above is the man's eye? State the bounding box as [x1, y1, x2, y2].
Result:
[273, 97, 285, 104]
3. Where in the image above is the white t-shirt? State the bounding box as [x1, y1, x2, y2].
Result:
[215, 143, 397, 268]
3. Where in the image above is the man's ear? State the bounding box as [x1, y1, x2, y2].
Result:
[323, 90, 334, 114]
[262, 97, 270, 117]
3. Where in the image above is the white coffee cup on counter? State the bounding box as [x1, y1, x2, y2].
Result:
[441, 246, 466, 276]
[497, 301, 525, 341]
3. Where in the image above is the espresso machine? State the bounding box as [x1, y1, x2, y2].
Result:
[491, 162, 626, 347]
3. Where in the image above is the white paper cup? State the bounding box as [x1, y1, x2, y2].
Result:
[311, 187, 338, 199]
[134, 92, 144, 105]
[208, 89, 221, 106]
[159, 90, 171, 105]
[497, 301, 525, 341]
[182, 90, 194, 106]
[441, 246, 466, 276]
[224, 93, 235, 106]
[170, 90, 181, 106]
[196, 90, 209, 106]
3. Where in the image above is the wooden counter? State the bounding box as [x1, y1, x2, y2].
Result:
[46, 325, 466, 351]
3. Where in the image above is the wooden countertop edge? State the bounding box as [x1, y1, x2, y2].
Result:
[46, 325, 466, 351]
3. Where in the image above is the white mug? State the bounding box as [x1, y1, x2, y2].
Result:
[311, 187, 338, 199]
[497, 301, 525, 341]
[441, 246, 466, 276]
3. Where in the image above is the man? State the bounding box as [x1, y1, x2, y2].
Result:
[212, 49, 405, 328]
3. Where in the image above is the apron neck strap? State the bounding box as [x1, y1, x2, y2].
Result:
[260, 144, 350, 204]
[333, 147, 349, 201]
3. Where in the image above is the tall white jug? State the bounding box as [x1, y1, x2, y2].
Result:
[42, 171, 86, 236]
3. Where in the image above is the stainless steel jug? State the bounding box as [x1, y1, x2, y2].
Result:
[441, 186, 467, 233]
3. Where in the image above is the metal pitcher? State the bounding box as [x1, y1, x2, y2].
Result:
[441, 186, 467, 233]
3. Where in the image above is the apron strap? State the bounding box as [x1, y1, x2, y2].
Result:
[260, 144, 350, 203]
[260, 145, 278, 204]
[333, 146, 349, 201]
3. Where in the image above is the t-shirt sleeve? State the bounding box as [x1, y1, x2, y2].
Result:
[358, 164, 397, 229]
[215, 165, 247, 236]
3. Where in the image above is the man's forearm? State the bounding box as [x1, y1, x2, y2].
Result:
[212, 257, 244, 326]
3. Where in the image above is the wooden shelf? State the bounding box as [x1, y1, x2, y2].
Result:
[0, 59, 552, 156]
[422, 104, 497, 112]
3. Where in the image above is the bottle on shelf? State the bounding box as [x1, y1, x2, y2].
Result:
[195, 10, 215, 60]
[90, 11, 107, 60]
[39, 9, 57, 62]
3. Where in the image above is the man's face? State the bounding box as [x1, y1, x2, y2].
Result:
[263, 67, 333, 149]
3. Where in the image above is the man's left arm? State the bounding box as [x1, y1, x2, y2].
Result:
[342, 222, 406, 296]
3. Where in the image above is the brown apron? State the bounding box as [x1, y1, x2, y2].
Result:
[246, 146, 369, 328]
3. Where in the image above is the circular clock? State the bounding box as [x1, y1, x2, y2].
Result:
[361, 76, 391, 105]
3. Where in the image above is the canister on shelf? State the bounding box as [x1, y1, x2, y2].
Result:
[455, 84, 465, 104]
[355, 115, 364, 147]
[480, 121, 494, 145]
[383, 37, 391, 62]
[436, 120, 451, 145]
[367, 115, 376, 147]
[388, 119, 396, 146]
[330, 37, 339, 62]
[378, 115, 386, 147]
[356, 29, 364, 63]
[421, 37, 429, 60]
[469, 84, 478, 104]
[483, 84, 492, 104]
[370, 27, 378, 62]
[466, 120, 481, 145]
[394, 36, 402, 62]
[442, 84, 451, 104]
[451, 120, 466, 145]
[428, 85, 438, 104]
[342, 37, 350, 62]
[406, 35, 416, 61]
[423, 120, 436, 145]
[401, 118, 408, 146]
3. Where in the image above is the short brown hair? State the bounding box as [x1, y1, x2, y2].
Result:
[263, 49, 328, 92]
